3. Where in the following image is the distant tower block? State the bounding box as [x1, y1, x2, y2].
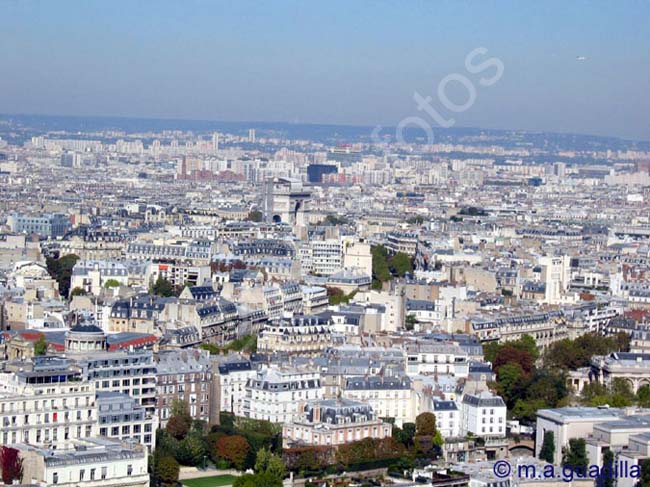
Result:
[248, 128, 256, 143]
[212, 132, 219, 153]
[263, 177, 310, 226]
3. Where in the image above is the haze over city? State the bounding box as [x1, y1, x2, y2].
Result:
[2, 3, 650, 487]
[1, 0, 649, 139]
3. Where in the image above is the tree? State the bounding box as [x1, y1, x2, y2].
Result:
[33, 335, 48, 356]
[327, 287, 350, 305]
[638, 385, 650, 407]
[176, 433, 208, 466]
[407, 215, 425, 225]
[246, 210, 263, 222]
[150, 276, 174, 297]
[234, 472, 282, 487]
[513, 399, 547, 423]
[599, 449, 615, 487]
[545, 334, 625, 371]
[393, 422, 416, 448]
[0, 446, 23, 484]
[103, 278, 121, 289]
[156, 455, 180, 487]
[371, 245, 392, 285]
[216, 435, 250, 470]
[166, 415, 190, 440]
[70, 287, 87, 297]
[415, 412, 437, 437]
[46, 253, 80, 297]
[405, 314, 417, 331]
[496, 363, 525, 405]
[254, 447, 286, 479]
[539, 431, 555, 463]
[494, 345, 534, 376]
[389, 252, 413, 277]
[562, 438, 588, 469]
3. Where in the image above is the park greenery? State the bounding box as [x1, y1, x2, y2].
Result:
[152, 402, 284, 487]
[320, 214, 350, 226]
[485, 332, 633, 423]
[199, 334, 257, 355]
[149, 275, 182, 297]
[371, 245, 413, 290]
[327, 287, 357, 305]
[46, 253, 79, 297]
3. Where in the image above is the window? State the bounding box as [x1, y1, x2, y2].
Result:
[53, 472, 58, 484]
[127, 465, 133, 476]
[80, 469, 85, 481]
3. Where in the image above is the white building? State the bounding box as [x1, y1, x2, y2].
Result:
[70, 260, 129, 296]
[18, 437, 149, 487]
[213, 355, 257, 418]
[301, 285, 328, 314]
[539, 255, 571, 304]
[243, 366, 322, 424]
[342, 375, 417, 427]
[0, 357, 98, 447]
[459, 391, 507, 438]
[342, 239, 372, 276]
[535, 407, 624, 465]
[97, 392, 157, 451]
[432, 399, 461, 439]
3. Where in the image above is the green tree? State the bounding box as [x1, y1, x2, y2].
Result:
[247, 210, 263, 222]
[638, 385, 650, 407]
[562, 438, 588, 469]
[156, 456, 180, 487]
[46, 253, 80, 297]
[405, 314, 417, 331]
[70, 287, 87, 297]
[327, 287, 349, 305]
[389, 252, 413, 277]
[513, 398, 547, 423]
[371, 245, 392, 285]
[539, 431, 555, 463]
[176, 433, 208, 466]
[33, 335, 47, 356]
[103, 278, 121, 288]
[254, 447, 286, 479]
[599, 449, 615, 487]
[234, 472, 282, 487]
[393, 422, 415, 448]
[407, 216, 425, 225]
[496, 363, 526, 405]
[150, 275, 175, 297]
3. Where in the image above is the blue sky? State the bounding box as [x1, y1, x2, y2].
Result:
[1, 0, 648, 139]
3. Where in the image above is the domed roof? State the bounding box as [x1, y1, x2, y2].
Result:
[69, 323, 104, 334]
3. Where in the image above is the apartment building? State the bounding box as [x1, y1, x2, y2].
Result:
[156, 349, 213, 425]
[243, 366, 322, 424]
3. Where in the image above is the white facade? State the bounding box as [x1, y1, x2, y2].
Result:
[459, 391, 507, 438]
[0, 363, 98, 448]
[244, 366, 322, 424]
[432, 400, 461, 439]
[18, 438, 149, 487]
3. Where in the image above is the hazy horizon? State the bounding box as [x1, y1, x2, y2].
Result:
[1, 0, 649, 140]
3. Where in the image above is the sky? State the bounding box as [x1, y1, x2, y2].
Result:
[0, 0, 649, 140]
